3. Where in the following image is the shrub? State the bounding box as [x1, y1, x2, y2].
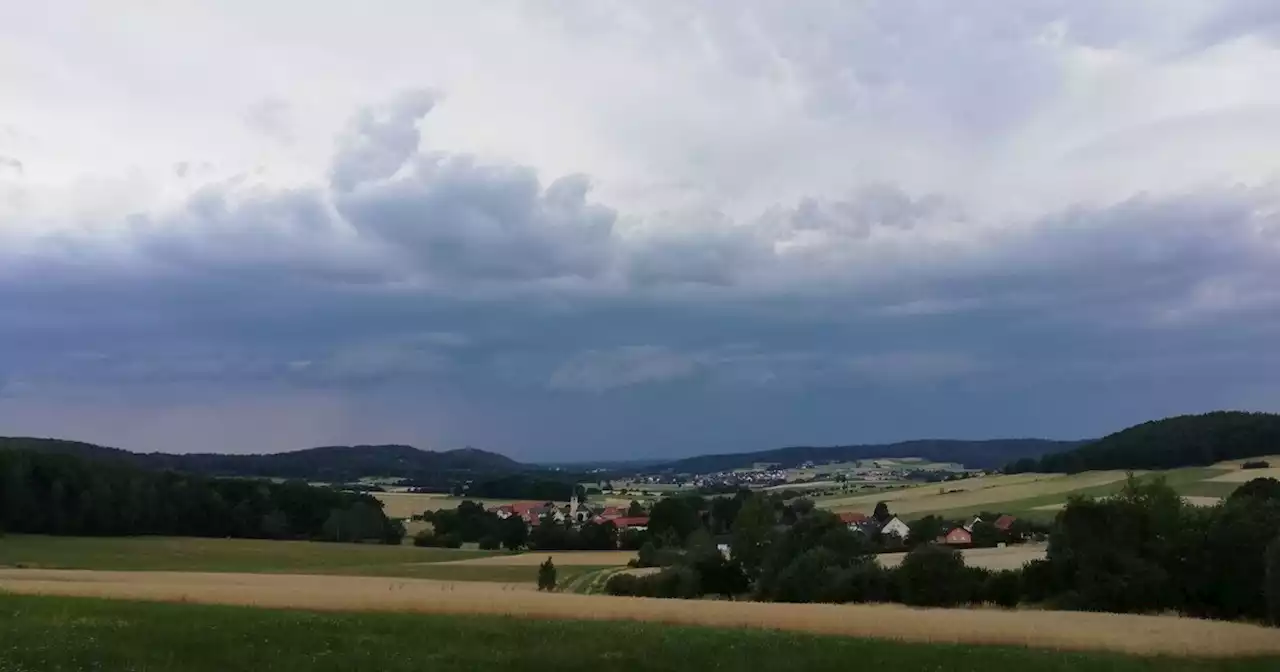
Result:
[1242, 461, 1271, 470]
[895, 545, 971, 607]
[983, 569, 1022, 608]
[412, 530, 438, 547]
[537, 557, 557, 591]
[478, 535, 501, 551]
[824, 561, 893, 604]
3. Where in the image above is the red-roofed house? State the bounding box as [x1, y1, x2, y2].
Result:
[609, 516, 649, 531]
[838, 512, 868, 529]
[939, 527, 972, 546]
[994, 515, 1017, 532]
[598, 506, 624, 520]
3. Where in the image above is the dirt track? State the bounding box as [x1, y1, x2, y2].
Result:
[3, 569, 1279, 657]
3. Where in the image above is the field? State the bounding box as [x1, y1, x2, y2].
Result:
[878, 544, 1047, 571]
[817, 466, 1254, 521]
[372, 492, 544, 518]
[5, 597, 1278, 672]
[2, 575, 1279, 658]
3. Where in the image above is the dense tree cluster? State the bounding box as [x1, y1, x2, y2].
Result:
[1006, 411, 1280, 473]
[607, 477, 1280, 627]
[0, 448, 402, 543]
[459, 475, 586, 502]
[413, 501, 619, 551]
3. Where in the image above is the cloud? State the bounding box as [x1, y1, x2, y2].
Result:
[2, 2, 1280, 456]
[0, 156, 22, 176]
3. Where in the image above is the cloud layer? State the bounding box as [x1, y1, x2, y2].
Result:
[1, 1, 1279, 458]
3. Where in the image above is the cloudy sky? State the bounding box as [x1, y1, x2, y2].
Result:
[3, 1, 1280, 460]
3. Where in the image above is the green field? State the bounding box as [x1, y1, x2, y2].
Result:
[0, 594, 1274, 672]
[0, 535, 617, 584]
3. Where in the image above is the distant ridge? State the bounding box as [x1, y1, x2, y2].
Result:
[1006, 410, 1280, 473]
[652, 438, 1084, 473]
[0, 437, 523, 483]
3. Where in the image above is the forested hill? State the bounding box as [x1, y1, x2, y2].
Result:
[1005, 411, 1280, 473]
[0, 437, 523, 483]
[654, 438, 1084, 473]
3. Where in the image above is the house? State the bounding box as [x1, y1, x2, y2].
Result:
[838, 512, 868, 530]
[880, 516, 910, 540]
[608, 516, 649, 531]
[993, 515, 1017, 532]
[566, 496, 596, 524]
[963, 516, 983, 532]
[491, 501, 566, 526]
[597, 506, 624, 520]
[939, 527, 973, 546]
[849, 519, 882, 536]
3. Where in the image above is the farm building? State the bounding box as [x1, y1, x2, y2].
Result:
[881, 516, 910, 540]
[939, 527, 973, 546]
[994, 515, 1017, 531]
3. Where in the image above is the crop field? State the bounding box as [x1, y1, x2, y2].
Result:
[2, 574, 1279, 658]
[0, 535, 494, 575]
[818, 466, 1255, 521]
[6, 596, 1278, 672]
[878, 544, 1047, 571]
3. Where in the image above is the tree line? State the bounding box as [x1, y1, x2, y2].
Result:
[607, 476, 1280, 626]
[1006, 411, 1280, 473]
[0, 448, 403, 543]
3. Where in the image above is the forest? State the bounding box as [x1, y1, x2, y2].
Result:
[0, 448, 402, 543]
[1006, 411, 1280, 473]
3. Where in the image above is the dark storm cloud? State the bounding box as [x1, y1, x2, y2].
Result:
[1, 90, 1279, 457]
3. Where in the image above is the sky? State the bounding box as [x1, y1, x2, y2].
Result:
[2, 1, 1280, 461]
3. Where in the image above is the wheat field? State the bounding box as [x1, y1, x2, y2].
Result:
[823, 472, 1132, 515]
[1, 568, 1278, 657]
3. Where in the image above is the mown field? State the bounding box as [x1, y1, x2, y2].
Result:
[0, 535, 628, 584]
[816, 463, 1256, 521]
[2, 594, 1279, 671]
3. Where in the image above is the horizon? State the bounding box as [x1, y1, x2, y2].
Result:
[3, 2, 1279, 461]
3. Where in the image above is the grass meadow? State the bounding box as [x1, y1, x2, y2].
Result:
[1, 594, 1277, 672]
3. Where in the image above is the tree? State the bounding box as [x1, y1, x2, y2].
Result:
[1267, 536, 1280, 625]
[648, 497, 702, 544]
[730, 493, 775, 579]
[907, 515, 945, 548]
[627, 500, 645, 517]
[499, 514, 529, 551]
[537, 557, 557, 591]
[873, 501, 891, 524]
[896, 545, 972, 607]
[970, 521, 1002, 548]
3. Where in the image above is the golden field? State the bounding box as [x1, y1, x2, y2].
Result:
[1, 568, 1278, 657]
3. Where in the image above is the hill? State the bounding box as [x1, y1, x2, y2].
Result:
[653, 438, 1083, 473]
[1006, 411, 1280, 473]
[0, 437, 523, 484]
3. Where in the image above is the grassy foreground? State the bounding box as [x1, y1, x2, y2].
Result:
[0, 595, 1274, 672]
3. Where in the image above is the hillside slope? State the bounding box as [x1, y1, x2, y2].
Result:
[654, 438, 1084, 473]
[1006, 411, 1280, 473]
[0, 437, 523, 483]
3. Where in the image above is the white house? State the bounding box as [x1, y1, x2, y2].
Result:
[881, 516, 911, 540]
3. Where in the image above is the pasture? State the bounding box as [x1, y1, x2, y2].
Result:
[818, 466, 1253, 521]
[2, 580, 1280, 659]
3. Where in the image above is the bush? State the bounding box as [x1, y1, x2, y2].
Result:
[537, 557, 557, 591]
[983, 569, 1022, 608]
[1242, 461, 1271, 470]
[414, 530, 463, 548]
[1267, 536, 1280, 626]
[606, 567, 702, 599]
[823, 561, 893, 604]
[478, 535, 501, 551]
[895, 545, 972, 607]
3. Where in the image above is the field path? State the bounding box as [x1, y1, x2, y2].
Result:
[2, 569, 1279, 657]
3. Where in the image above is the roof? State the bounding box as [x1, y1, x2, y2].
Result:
[838, 512, 868, 524]
[994, 515, 1017, 531]
[609, 516, 650, 529]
